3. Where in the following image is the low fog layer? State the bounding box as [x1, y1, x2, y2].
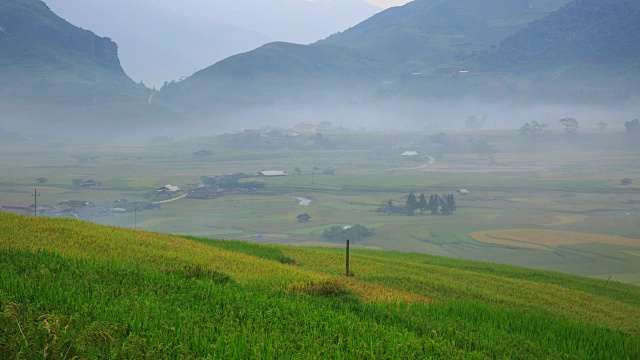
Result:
[4, 98, 638, 142]
[175, 101, 640, 136]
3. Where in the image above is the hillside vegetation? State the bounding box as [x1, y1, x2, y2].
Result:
[1, 212, 639, 358]
[0, 0, 144, 105]
[0, 0, 182, 138]
[479, 0, 640, 68]
[157, 42, 389, 111]
[463, 0, 640, 101]
[321, 0, 570, 69]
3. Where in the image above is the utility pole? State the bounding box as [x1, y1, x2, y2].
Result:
[345, 239, 350, 277]
[32, 189, 40, 216]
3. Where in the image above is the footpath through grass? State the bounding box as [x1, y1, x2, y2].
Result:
[1, 213, 639, 359]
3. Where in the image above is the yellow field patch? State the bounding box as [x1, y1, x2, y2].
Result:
[471, 229, 640, 249]
[624, 250, 640, 257]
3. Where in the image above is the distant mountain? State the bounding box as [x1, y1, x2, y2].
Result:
[463, 0, 640, 101]
[320, 0, 570, 71]
[157, 42, 390, 115]
[157, 0, 571, 114]
[319, 0, 640, 103]
[0, 0, 181, 139]
[45, 0, 382, 88]
[0, 0, 144, 105]
[479, 0, 640, 69]
[44, 0, 273, 88]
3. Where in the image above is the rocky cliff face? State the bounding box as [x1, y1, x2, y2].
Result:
[0, 0, 125, 74]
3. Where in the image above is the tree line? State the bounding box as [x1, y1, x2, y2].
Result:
[378, 193, 457, 216]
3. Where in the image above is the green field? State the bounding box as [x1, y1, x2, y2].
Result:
[1, 129, 639, 286]
[1, 213, 639, 358]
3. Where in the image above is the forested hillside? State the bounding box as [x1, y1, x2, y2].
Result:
[477, 0, 640, 68]
[321, 0, 569, 70]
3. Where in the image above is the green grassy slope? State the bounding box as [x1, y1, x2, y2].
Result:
[1, 212, 639, 358]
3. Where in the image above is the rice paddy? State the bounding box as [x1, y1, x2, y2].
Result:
[471, 229, 640, 250]
[1, 212, 639, 359]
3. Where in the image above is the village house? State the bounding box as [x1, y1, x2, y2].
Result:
[257, 171, 288, 177]
[2, 202, 32, 214]
[322, 167, 336, 175]
[401, 151, 419, 156]
[158, 184, 181, 193]
[457, 189, 470, 195]
[1, 202, 53, 215]
[155, 184, 182, 200]
[188, 187, 223, 200]
[81, 179, 101, 187]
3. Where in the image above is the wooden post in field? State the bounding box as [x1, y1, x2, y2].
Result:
[346, 239, 350, 277]
[32, 189, 40, 216]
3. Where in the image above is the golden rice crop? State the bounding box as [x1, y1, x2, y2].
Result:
[0, 213, 421, 304]
[471, 229, 640, 248]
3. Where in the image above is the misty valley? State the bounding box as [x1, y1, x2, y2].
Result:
[2, 0, 640, 358]
[2, 125, 639, 285]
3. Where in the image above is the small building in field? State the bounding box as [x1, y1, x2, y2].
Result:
[401, 151, 419, 156]
[188, 187, 223, 200]
[322, 167, 336, 175]
[257, 171, 288, 177]
[296, 213, 312, 223]
[81, 179, 101, 187]
[456, 189, 470, 195]
[158, 184, 181, 193]
[2, 202, 32, 213]
[58, 200, 94, 208]
[2, 203, 53, 214]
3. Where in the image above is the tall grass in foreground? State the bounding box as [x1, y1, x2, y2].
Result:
[2, 249, 638, 359]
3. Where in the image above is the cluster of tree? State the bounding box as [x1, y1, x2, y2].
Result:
[626, 119, 640, 134]
[518, 121, 550, 138]
[379, 193, 457, 216]
[465, 115, 486, 130]
[518, 118, 640, 137]
[558, 117, 579, 135]
[519, 117, 585, 137]
[322, 224, 374, 243]
[201, 174, 265, 191]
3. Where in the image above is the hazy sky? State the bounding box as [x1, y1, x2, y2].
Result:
[365, 0, 413, 8]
